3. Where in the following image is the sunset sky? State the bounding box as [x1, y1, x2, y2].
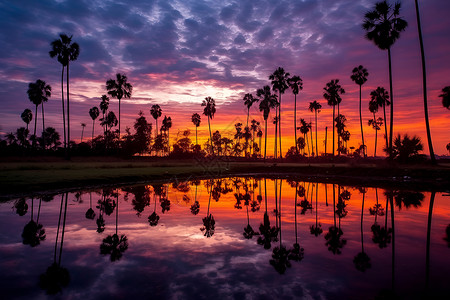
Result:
[0, 0, 448, 155]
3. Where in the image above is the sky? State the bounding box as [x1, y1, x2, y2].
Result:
[0, 0, 449, 156]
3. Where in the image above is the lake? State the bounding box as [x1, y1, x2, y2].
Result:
[0, 177, 449, 299]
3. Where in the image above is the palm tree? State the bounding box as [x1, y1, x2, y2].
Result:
[309, 101, 322, 156]
[363, 0, 408, 157]
[202, 96, 216, 156]
[351, 65, 369, 157]
[21, 109, 33, 131]
[368, 99, 383, 157]
[89, 107, 99, 142]
[257, 86, 278, 159]
[243, 93, 258, 128]
[370, 87, 390, 150]
[298, 118, 311, 156]
[439, 86, 450, 110]
[288, 75, 303, 153]
[27, 79, 51, 147]
[49, 33, 80, 153]
[269, 67, 290, 158]
[323, 79, 345, 157]
[191, 113, 201, 145]
[80, 123, 86, 142]
[106, 73, 133, 138]
[99, 95, 109, 138]
[161, 115, 172, 154]
[150, 104, 162, 138]
[413, 0, 435, 163]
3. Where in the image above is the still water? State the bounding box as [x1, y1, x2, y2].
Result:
[0, 177, 449, 299]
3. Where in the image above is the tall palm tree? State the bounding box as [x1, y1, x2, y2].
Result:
[106, 73, 133, 138]
[288, 75, 303, 153]
[413, 0, 435, 163]
[49, 34, 80, 153]
[363, 0, 408, 157]
[299, 118, 312, 156]
[80, 123, 86, 142]
[27, 79, 51, 147]
[21, 109, 33, 131]
[191, 113, 201, 145]
[323, 79, 344, 157]
[99, 95, 109, 138]
[269, 67, 290, 158]
[257, 86, 278, 159]
[309, 101, 322, 156]
[351, 65, 369, 157]
[370, 87, 390, 150]
[150, 104, 162, 139]
[243, 93, 258, 128]
[89, 107, 99, 142]
[439, 86, 450, 110]
[202, 96, 216, 156]
[161, 116, 172, 154]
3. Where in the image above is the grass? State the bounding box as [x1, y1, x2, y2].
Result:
[1, 156, 449, 200]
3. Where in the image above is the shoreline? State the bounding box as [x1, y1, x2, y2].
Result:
[1, 157, 449, 200]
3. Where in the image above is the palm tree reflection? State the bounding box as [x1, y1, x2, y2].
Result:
[310, 183, 323, 236]
[257, 179, 278, 249]
[353, 188, 371, 272]
[201, 179, 215, 238]
[148, 189, 160, 227]
[289, 180, 305, 262]
[14, 198, 28, 216]
[324, 185, 346, 254]
[85, 192, 96, 220]
[22, 197, 46, 247]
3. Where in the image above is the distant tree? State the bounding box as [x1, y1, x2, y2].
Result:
[41, 127, 61, 150]
[243, 93, 258, 128]
[89, 107, 100, 142]
[99, 95, 110, 138]
[21, 109, 33, 131]
[368, 99, 383, 157]
[191, 113, 201, 146]
[16, 127, 30, 147]
[101, 111, 118, 133]
[150, 104, 162, 138]
[202, 97, 216, 156]
[288, 75, 303, 153]
[133, 111, 152, 155]
[363, 0, 408, 157]
[298, 119, 311, 156]
[49, 33, 80, 152]
[309, 101, 322, 156]
[370, 87, 390, 151]
[161, 116, 172, 154]
[323, 79, 345, 157]
[106, 73, 132, 137]
[351, 65, 369, 157]
[439, 86, 450, 110]
[80, 123, 86, 143]
[269, 67, 290, 158]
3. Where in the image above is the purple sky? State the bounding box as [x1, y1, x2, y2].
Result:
[0, 0, 449, 154]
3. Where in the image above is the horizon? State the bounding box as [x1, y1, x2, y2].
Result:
[0, 0, 449, 156]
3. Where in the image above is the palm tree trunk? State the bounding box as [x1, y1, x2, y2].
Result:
[310, 126, 314, 156]
[118, 97, 121, 138]
[59, 192, 68, 265]
[383, 104, 388, 151]
[66, 62, 71, 158]
[332, 105, 335, 157]
[208, 117, 213, 156]
[34, 105, 38, 148]
[426, 191, 435, 289]
[315, 111, 318, 156]
[195, 126, 198, 145]
[54, 193, 64, 263]
[61, 66, 66, 151]
[359, 85, 366, 158]
[374, 112, 377, 157]
[361, 191, 365, 253]
[42, 102, 45, 149]
[337, 103, 340, 156]
[332, 184, 336, 227]
[92, 119, 95, 142]
[274, 109, 278, 159]
[388, 48, 394, 158]
[294, 94, 298, 153]
[324, 126, 327, 156]
[264, 119, 267, 160]
[415, 0, 436, 164]
[279, 92, 282, 159]
[116, 191, 119, 235]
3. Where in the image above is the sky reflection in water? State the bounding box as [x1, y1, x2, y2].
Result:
[0, 178, 449, 299]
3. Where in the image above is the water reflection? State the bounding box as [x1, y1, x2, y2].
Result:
[0, 178, 449, 298]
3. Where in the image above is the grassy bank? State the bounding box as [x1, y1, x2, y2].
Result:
[1, 156, 449, 199]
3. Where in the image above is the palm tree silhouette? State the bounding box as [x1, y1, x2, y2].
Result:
[49, 34, 79, 154]
[22, 196, 46, 247]
[413, 0, 435, 163]
[100, 190, 128, 262]
[288, 75, 303, 153]
[257, 179, 279, 249]
[298, 119, 311, 156]
[439, 86, 450, 110]
[39, 193, 70, 295]
[363, 0, 408, 157]
[27, 79, 51, 148]
[106, 73, 133, 138]
[99, 95, 110, 139]
[368, 99, 383, 157]
[269, 67, 290, 158]
[323, 79, 345, 157]
[191, 113, 201, 146]
[310, 183, 323, 236]
[351, 65, 369, 157]
[21, 108, 33, 132]
[243, 198, 259, 239]
[202, 96, 216, 156]
[243, 93, 258, 128]
[257, 86, 278, 159]
[80, 123, 86, 142]
[161, 115, 172, 154]
[309, 101, 322, 156]
[289, 181, 305, 262]
[370, 87, 390, 151]
[89, 107, 99, 143]
[353, 188, 371, 271]
[85, 192, 96, 220]
[325, 184, 347, 254]
[201, 179, 215, 237]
